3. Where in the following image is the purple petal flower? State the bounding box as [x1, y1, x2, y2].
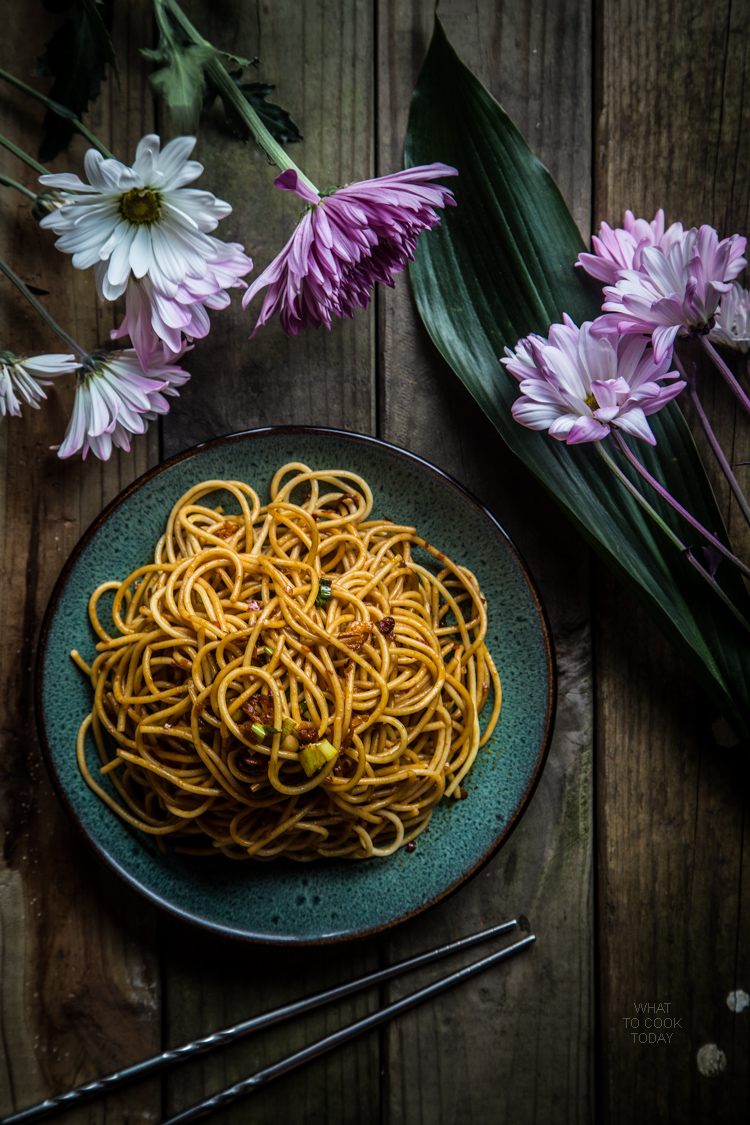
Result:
[242, 165, 457, 336]
[502, 315, 686, 445]
[56, 349, 190, 461]
[595, 226, 748, 362]
[578, 209, 685, 285]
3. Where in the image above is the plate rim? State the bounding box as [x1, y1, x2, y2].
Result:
[35, 425, 557, 944]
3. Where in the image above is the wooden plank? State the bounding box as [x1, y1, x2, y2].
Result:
[376, 2, 594, 1122]
[595, 0, 750, 1121]
[159, 2, 381, 1120]
[0, 3, 161, 1122]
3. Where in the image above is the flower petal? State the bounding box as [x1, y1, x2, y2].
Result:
[274, 169, 321, 205]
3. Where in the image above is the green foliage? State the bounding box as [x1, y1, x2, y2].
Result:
[143, 39, 215, 134]
[144, 10, 301, 145]
[405, 17, 750, 742]
[35, 0, 119, 161]
[207, 78, 303, 145]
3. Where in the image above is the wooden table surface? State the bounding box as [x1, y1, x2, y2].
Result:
[1, 1, 749, 1122]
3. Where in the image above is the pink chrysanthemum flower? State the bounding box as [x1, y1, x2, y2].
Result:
[242, 165, 457, 336]
[709, 282, 750, 354]
[0, 352, 82, 417]
[578, 209, 685, 285]
[502, 315, 686, 445]
[56, 349, 189, 461]
[596, 226, 747, 362]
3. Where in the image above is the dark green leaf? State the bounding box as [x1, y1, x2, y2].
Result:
[36, 0, 119, 161]
[212, 78, 303, 145]
[144, 39, 216, 134]
[217, 50, 255, 69]
[144, 10, 300, 148]
[406, 17, 750, 742]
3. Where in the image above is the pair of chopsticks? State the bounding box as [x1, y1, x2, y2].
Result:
[3, 919, 534, 1125]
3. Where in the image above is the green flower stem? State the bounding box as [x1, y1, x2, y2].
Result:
[0, 257, 87, 358]
[159, 0, 320, 196]
[152, 0, 177, 48]
[611, 430, 750, 580]
[0, 66, 114, 160]
[0, 173, 37, 201]
[701, 335, 750, 416]
[203, 55, 317, 186]
[673, 352, 750, 527]
[595, 440, 750, 634]
[0, 134, 48, 175]
[595, 440, 687, 552]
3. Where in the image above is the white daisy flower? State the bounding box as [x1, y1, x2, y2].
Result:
[38, 134, 245, 302]
[56, 349, 190, 461]
[0, 352, 82, 418]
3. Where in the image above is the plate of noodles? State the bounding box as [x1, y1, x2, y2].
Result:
[36, 427, 555, 943]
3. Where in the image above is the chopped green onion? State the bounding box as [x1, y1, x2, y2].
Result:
[281, 716, 299, 738]
[315, 577, 332, 607]
[299, 738, 338, 777]
[263, 646, 274, 657]
[250, 721, 281, 740]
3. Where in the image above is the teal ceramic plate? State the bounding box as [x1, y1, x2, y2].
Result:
[36, 428, 555, 944]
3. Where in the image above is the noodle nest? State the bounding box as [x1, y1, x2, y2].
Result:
[72, 462, 501, 861]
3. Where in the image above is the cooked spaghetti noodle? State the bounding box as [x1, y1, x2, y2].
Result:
[71, 463, 501, 860]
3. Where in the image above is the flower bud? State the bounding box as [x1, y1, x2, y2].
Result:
[32, 189, 65, 221]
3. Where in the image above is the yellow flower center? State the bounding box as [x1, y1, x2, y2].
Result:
[120, 188, 161, 225]
[584, 392, 598, 410]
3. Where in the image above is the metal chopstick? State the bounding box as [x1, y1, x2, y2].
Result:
[1, 919, 520, 1125]
[163, 933, 536, 1125]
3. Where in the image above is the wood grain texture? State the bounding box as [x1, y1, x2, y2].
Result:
[377, 2, 594, 1122]
[0, 3, 161, 1120]
[595, 0, 750, 1121]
